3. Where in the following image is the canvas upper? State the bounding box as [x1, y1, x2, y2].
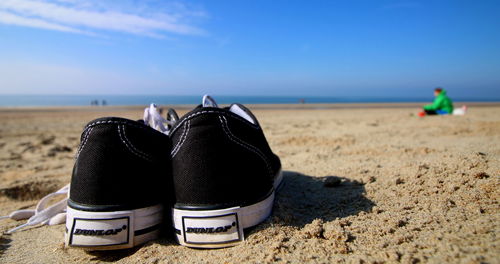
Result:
[68, 117, 173, 211]
[169, 103, 281, 209]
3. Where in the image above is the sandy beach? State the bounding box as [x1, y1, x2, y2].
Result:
[0, 104, 499, 263]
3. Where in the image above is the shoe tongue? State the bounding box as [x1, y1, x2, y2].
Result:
[229, 103, 256, 125]
[201, 95, 256, 125]
[143, 103, 172, 134]
[202, 95, 218, 108]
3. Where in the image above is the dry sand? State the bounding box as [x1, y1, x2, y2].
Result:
[0, 104, 499, 263]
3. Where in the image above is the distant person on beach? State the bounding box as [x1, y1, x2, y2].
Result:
[421, 88, 454, 115]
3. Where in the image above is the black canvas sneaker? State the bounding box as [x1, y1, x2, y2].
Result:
[65, 116, 172, 250]
[169, 95, 282, 248]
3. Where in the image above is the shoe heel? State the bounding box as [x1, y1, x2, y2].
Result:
[65, 204, 163, 250]
[172, 193, 278, 249]
[173, 170, 283, 249]
[172, 206, 245, 248]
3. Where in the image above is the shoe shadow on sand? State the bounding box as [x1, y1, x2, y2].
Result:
[86, 247, 141, 262]
[85, 227, 178, 262]
[252, 170, 375, 230]
[0, 235, 12, 256]
[87, 170, 374, 259]
[85, 228, 177, 262]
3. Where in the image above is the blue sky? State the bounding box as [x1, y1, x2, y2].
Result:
[0, 0, 499, 98]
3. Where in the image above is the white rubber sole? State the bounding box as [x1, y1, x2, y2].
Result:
[172, 170, 283, 248]
[65, 204, 163, 250]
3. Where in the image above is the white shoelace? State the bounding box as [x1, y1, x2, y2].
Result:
[143, 103, 175, 135]
[2, 184, 69, 233]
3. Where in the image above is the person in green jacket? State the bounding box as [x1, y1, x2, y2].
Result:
[423, 88, 454, 115]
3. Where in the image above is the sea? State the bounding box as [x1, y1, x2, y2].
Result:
[0, 95, 498, 107]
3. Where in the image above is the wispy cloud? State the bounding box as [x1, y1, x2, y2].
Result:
[0, 0, 207, 38]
